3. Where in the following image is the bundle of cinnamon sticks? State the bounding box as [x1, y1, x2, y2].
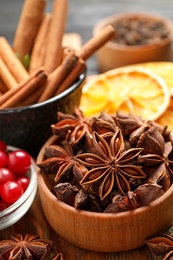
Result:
[0, 0, 116, 109]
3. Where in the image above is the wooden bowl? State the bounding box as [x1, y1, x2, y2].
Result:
[36, 135, 173, 252]
[93, 12, 173, 72]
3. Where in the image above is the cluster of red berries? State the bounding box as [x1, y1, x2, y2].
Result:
[0, 141, 31, 211]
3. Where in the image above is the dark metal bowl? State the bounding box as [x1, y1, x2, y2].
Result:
[0, 70, 86, 157]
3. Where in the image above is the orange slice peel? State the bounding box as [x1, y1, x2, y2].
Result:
[131, 62, 173, 96]
[80, 66, 170, 121]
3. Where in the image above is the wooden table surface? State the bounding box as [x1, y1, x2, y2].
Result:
[0, 192, 162, 260]
[1, 0, 173, 259]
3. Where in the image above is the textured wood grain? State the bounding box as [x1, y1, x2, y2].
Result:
[0, 187, 163, 260]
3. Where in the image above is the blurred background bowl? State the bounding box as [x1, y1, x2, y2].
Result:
[93, 12, 173, 72]
[36, 135, 173, 253]
[0, 71, 86, 157]
[0, 145, 37, 230]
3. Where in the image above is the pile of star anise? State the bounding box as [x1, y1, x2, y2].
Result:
[37, 108, 173, 213]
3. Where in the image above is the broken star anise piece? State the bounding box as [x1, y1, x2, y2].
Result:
[137, 127, 173, 191]
[104, 183, 163, 213]
[54, 182, 79, 206]
[104, 192, 138, 213]
[90, 111, 118, 135]
[0, 233, 53, 260]
[114, 111, 144, 136]
[145, 226, 173, 259]
[37, 143, 88, 184]
[51, 108, 92, 147]
[76, 129, 146, 200]
[136, 127, 165, 155]
[146, 236, 173, 256]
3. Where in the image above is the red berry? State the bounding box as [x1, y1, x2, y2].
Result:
[17, 176, 30, 191]
[0, 141, 7, 152]
[0, 168, 15, 185]
[0, 146, 31, 210]
[7, 150, 31, 175]
[1, 181, 23, 204]
[0, 151, 7, 168]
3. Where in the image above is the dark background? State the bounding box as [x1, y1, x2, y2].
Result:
[0, 0, 173, 75]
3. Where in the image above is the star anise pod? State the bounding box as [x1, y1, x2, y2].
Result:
[51, 108, 92, 147]
[114, 111, 145, 136]
[104, 183, 164, 213]
[54, 182, 79, 206]
[90, 111, 118, 135]
[115, 111, 167, 141]
[76, 129, 146, 200]
[37, 142, 88, 185]
[0, 233, 53, 260]
[136, 127, 173, 191]
[146, 236, 173, 256]
[145, 226, 173, 259]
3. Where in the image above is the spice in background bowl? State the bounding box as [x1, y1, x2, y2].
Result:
[93, 12, 173, 72]
[111, 14, 170, 46]
[36, 108, 173, 252]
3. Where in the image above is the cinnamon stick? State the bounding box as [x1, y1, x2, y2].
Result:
[0, 74, 38, 107]
[0, 69, 47, 109]
[29, 13, 52, 74]
[38, 52, 77, 103]
[0, 68, 44, 106]
[55, 58, 86, 96]
[0, 79, 30, 107]
[13, 0, 46, 59]
[76, 25, 116, 60]
[0, 37, 29, 83]
[0, 57, 18, 90]
[18, 85, 45, 107]
[44, 0, 68, 73]
[62, 46, 76, 60]
[0, 78, 9, 94]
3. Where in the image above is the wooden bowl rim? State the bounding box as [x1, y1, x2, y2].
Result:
[37, 134, 173, 219]
[93, 12, 173, 51]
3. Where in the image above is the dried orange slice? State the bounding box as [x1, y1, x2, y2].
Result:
[131, 62, 173, 95]
[156, 97, 173, 132]
[80, 67, 170, 121]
